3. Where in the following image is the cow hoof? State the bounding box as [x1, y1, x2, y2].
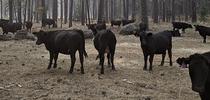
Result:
[53, 65, 57, 68]
[69, 70, 73, 74]
[112, 68, 116, 71]
[143, 68, 147, 71]
[47, 66, 51, 69]
[100, 72, 104, 74]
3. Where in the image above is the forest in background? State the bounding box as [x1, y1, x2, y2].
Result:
[0, 0, 210, 28]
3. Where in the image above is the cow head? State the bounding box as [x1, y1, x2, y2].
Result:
[32, 30, 47, 45]
[87, 24, 97, 36]
[176, 57, 190, 68]
[188, 54, 209, 93]
[139, 31, 153, 47]
[194, 25, 199, 31]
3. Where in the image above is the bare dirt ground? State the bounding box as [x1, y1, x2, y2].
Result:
[0, 22, 209, 100]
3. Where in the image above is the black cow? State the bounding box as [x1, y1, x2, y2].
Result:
[1, 22, 22, 35]
[134, 23, 147, 36]
[89, 26, 117, 74]
[86, 23, 97, 29]
[25, 21, 33, 32]
[33, 29, 88, 74]
[172, 22, 192, 33]
[111, 20, 121, 27]
[168, 30, 181, 37]
[41, 19, 57, 28]
[194, 25, 210, 43]
[138, 31, 173, 71]
[95, 23, 106, 31]
[87, 23, 106, 35]
[176, 52, 210, 100]
[122, 19, 135, 26]
[0, 19, 9, 27]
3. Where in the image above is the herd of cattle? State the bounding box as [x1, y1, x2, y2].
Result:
[0, 18, 210, 100]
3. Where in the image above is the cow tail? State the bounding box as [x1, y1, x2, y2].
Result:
[76, 29, 88, 58]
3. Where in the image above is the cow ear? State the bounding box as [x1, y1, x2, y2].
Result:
[147, 32, 153, 37]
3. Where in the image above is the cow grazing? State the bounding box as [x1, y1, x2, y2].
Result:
[89, 26, 117, 74]
[122, 19, 135, 26]
[138, 31, 173, 71]
[33, 29, 88, 74]
[111, 20, 121, 27]
[25, 21, 33, 32]
[176, 52, 210, 100]
[172, 22, 192, 33]
[41, 19, 57, 28]
[194, 25, 210, 43]
[1, 22, 22, 35]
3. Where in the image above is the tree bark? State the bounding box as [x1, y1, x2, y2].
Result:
[98, 0, 105, 23]
[53, 0, 58, 25]
[69, 0, 73, 27]
[81, 0, 85, 25]
[153, 0, 159, 23]
[17, 0, 22, 23]
[64, 0, 68, 24]
[191, 0, 197, 22]
[9, 0, 13, 22]
[141, 0, 149, 30]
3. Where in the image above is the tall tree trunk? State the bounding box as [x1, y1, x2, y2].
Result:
[98, 0, 105, 23]
[27, 0, 31, 22]
[69, 0, 73, 27]
[17, 0, 22, 23]
[81, 0, 85, 25]
[132, 0, 136, 19]
[86, 0, 90, 24]
[61, 0, 63, 28]
[64, 0, 68, 24]
[53, 0, 58, 26]
[30, 0, 34, 21]
[123, 0, 128, 19]
[153, 0, 159, 23]
[9, 0, 13, 23]
[42, 0, 47, 20]
[141, 0, 149, 30]
[93, 0, 97, 20]
[191, 0, 197, 22]
[24, 0, 27, 24]
[162, 0, 166, 22]
[104, 0, 108, 22]
[171, 0, 175, 21]
[110, 0, 114, 20]
[0, 0, 2, 19]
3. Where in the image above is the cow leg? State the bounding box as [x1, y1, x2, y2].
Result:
[69, 53, 76, 74]
[182, 29, 185, 33]
[79, 50, 85, 74]
[110, 45, 116, 70]
[203, 36, 207, 43]
[107, 53, 111, 67]
[160, 52, 166, 66]
[99, 47, 106, 74]
[48, 52, 54, 69]
[143, 53, 148, 70]
[149, 54, 154, 71]
[53, 53, 59, 68]
[168, 49, 173, 66]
